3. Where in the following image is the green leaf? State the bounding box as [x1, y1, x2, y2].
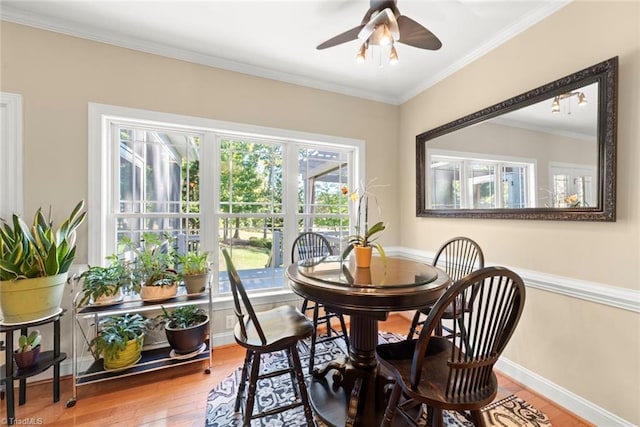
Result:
[44, 241, 60, 275]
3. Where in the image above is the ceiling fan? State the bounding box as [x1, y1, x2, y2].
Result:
[317, 0, 442, 64]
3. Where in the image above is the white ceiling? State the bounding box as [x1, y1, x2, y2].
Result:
[1, 0, 571, 105]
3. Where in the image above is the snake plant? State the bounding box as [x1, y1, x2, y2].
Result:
[0, 201, 86, 281]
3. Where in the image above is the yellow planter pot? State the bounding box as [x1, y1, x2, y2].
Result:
[104, 335, 144, 370]
[0, 273, 68, 323]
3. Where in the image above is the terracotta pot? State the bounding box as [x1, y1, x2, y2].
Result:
[354, 246, 373, 268]
[183, 272, 209, 294]
[140, 282, 178, 301]
[94, 287, 124, 305]
[13, 345, 41, 369]
[0, 273, 67, 323]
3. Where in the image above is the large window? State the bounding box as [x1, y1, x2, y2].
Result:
[89, 104, 362, 297]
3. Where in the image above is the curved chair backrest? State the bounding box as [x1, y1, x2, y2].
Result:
[291, 232, 333, 263]
[433, 236, 485, 282]
[411, 266, 526, 395]
[221, 248, 267, 345]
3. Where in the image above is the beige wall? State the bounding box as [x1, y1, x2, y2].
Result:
[1, 0, 639, 424]
[400, 1, 639, 423]
[0, 18, 401, 396]
[0, 21, 401, 260]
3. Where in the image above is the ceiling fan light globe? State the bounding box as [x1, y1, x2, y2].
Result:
[356, 44, 367, 63]
[390, 46, 399, 65]
[578, 92, 587, 105]
[380, 24, 392, 46]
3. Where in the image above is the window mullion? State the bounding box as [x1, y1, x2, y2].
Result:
[199, 132, 217, 292]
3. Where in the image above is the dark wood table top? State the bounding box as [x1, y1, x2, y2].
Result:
[286, 255, 450, 319]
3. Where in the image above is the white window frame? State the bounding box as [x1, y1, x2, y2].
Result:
[88, 103, 364, 297]
[0, 92, 23, 219]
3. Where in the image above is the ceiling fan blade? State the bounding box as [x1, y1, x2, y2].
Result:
[317, 25, 366, 50]
[397, 15, 442, 50]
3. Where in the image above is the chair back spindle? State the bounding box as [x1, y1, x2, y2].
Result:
[433, 236, 485, 281]
[411, 267, 525, 396]
[291, 231, 333, 263]
[221, 248, 267, 345]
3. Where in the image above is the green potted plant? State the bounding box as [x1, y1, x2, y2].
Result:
[123, 233, 179, 301]
[178, 251, 210, 294]
[0, 201, 86, 322]
[157, 305, 209, 355]
[13, 330, 42, 369]
[78, 255, 132, 306]
[89, 313, 148, 370]
[341, 181, 386, 268]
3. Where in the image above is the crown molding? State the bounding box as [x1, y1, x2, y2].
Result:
[397, 1, 572, 104]
[1, 2, 571, 106]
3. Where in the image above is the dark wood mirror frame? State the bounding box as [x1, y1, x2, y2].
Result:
[416, 56, 618, 221]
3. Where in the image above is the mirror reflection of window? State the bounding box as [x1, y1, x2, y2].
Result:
[468, 162, 497, 209]
[430, 160, 461, 209]
[429, 152, 535, 209]
[502, 166, 529, 208]
[549, 163, 596, 207]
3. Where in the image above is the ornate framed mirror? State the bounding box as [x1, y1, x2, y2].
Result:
[416, 57, 617, 221]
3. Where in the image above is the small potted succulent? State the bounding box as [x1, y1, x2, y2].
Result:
[178, 251, 210, 294]
[14, 330, 42, 369]
[89, 313, 148, 370]
[78, 255, 132, 306]
[123, 233, 179, 301]
[157, 305, 209, 355]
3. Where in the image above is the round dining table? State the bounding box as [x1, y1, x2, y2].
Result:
[286, 255, 451, 427]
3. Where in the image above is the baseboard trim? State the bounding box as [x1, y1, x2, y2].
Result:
[496, 357, 635, 427]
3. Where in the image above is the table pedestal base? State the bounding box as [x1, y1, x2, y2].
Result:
[308, 356, 395, 427]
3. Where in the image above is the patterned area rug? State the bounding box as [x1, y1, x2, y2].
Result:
[205, 332, 551, 426]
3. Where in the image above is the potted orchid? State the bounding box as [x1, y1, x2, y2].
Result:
[341, 179, 387, 268]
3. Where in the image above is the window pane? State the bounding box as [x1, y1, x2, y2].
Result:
[297, 147, 350, 254]
[502, 165, 528, 208]
[219, 140, 283, 214]
[468, 162, 496, 208]
[218, 217, 283, 293]
[116, 126, 202, 256]
[431, 160, 461, 209]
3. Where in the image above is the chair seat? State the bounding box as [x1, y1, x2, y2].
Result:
[419, 298, 468, 318]
[235, 305, 314, 352]
[377, 337, 497, 410]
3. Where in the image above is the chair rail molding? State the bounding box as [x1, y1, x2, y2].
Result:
[393, 247, 640, 313]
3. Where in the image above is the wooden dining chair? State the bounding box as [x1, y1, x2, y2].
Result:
[220, 248, 315, 427]
[291, 232, 350, 374]
[407, 236, 484, 342]
[376, 266, 526, 427]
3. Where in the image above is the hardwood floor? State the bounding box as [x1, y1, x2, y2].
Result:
[1, 314, 592, 426]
